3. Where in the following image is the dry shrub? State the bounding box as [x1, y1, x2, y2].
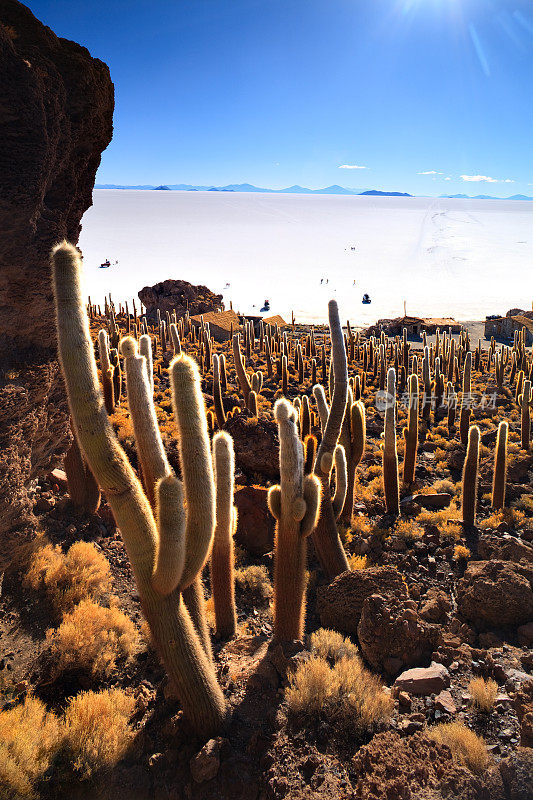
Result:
[24, 540, 111, 612]
[309, 628, 358, 663]
[429, 722, 489, 774]
[348, 554, 368, 571]
[47, 599, 139, 679]
[469, 677, 498, 712]
[286, 650, 392, 736]
[478, 508, 526, 531]
[395, 519, 423, 543]
[453, 544, 471, 561]
[235, 565, 272, 605]
[63, 689, 135, 779]
[0, 696, 60, 799]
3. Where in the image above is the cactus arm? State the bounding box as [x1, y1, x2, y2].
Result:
[170, 355, 216, 591]
[152, 475, 186, 595]
[139, 334, 154, 393]
[461, 424, 480, 527]
[232, 334, 251, 403]
[210, 432, 237, 639]
[492, 420, 508, 510]
[312, 384, 329, 432]
[351, 400, 366, 468]
[383, 367, 400, 516]
[120, 336, 172, 506]
[212, 354, 226, 429]
[51, 242, 226, 737]
[267, 485, 282, 520]
[300, 474, 321, 537]
[331, 445, 347, 520]
[170, 322, 182, 355]
[314, 300, 348, 477]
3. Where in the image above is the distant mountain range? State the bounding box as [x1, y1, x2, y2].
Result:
[94, 182, 533, 200]
[440, 193, 533, 201]
[95, 182, 413, 197]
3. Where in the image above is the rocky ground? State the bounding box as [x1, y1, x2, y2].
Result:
[1, 316, 532, 800]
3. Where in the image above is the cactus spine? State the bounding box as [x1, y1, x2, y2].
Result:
[210, 432, 237, 639]
[51, 242, 226, 737]
[382, 368, 400, 516]
[402, 374, 418, 488]
[492, 420, 508, 510]
[461, 425, 480, 527]
[268, 399, 320, 641]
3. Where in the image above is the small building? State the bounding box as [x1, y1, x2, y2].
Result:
[421, 318, 462, 334]
[263, 314, 289, 329]
[190, 309, 241, 342]
[485, 311, 533, 345]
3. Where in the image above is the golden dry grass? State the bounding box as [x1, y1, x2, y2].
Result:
[348, 554, 368, 570]
[309, 628, 358, 663]
[453, 544, 471, 561]
[47, 599, 139, 679]
[0, 696, 61, 799]
[235, 565, 272, 604]
[429, 722, 489, 774]
[469, 677, 498, 712]
[24, 540, 111, 613]
[63, 689, 135, 779]
[286, 650, 392, 735]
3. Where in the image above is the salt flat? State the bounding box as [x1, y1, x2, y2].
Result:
[79, 190, 533, 325]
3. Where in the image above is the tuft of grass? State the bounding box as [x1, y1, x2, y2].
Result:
[47, 599, 139, 680]
[469, 677, 498, 712]
[0, 696, 61, 799]
[309, 628, 358, 663]
[395, 519, 424, 543]
[24, 540, 111, 613]
[453, 544, 471, 561]
[63, 689, 135, 780]
[429, 722, 489, 774]
[286, 649, 392, 736]
[348, 554, 368, 571]
[235, 565, 272, 605]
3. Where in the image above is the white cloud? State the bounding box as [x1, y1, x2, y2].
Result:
[418, 170, 442, 175]
[338, 164, 367, 169]
[460, 174, 514, 183]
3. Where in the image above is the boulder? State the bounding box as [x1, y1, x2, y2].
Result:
[317, 566, 407, 635]
[234, 485, 275, 556]
[410, 493, 452, 510]
[0, 0, 113, 565]
[138, 278, 223, 323]
[513, 680, 533, 749]
[224, 408, 279, 480]
[478, 534, 533, 564]
[190, 738, 222, 783]
[418, 587, 452, 624]
[498, 749, 533, 800]
[456, 560, 533, 628]
[394, 662, 450, 695]
[358, 592, 441, 676]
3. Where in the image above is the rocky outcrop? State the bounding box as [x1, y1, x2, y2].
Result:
[513, 680, 533, 749]
[456, 560, 533, 629]
[234, 485, 275, 556]
[0, 1, 113, 561]
[224, 409, 280, 480]
[358, 593, 441, 676]
[138, 279, 223, 322]
[317, 567, 408, 635]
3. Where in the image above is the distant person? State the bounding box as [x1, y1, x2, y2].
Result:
[320, 278, 323, 284]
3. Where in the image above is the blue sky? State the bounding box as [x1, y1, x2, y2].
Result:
[29, 0, 533, 195]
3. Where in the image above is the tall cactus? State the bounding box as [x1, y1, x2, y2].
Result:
[382, 368, 400, 516]
[461, 424, 480, 527]
[268, 399, 320, 641]
[519, 379, 532, 451]
[492, 420, 508, 510]
[210, 432, 238, 639]
[402, 373, 419, 488]
[339, 397, 366, 523]
[312, 300, 350, 578]
[232, 333, 251, 404]
[212, 354, 226, 430]
[64, 425, 101, 513]
[459, 352, 472, 446]
[51, 242, 226, 737]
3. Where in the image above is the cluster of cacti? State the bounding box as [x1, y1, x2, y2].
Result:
[52, 242, 227, 737]
[382, 368, 400, 516]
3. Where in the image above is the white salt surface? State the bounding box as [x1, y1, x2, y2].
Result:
[79, 190, 533, 325]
